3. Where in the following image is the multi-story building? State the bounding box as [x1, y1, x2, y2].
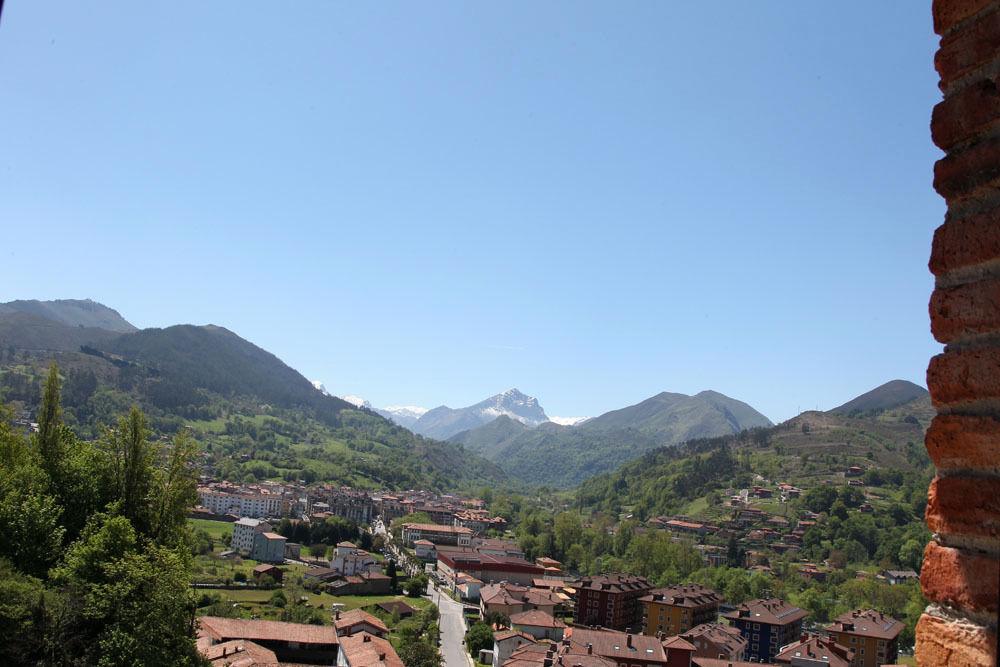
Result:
[573, 574, 655, 632]
[479, 582, 561, 619]
[199, 485, 285, 518]
[232, 518, 272, 555]
[640, 584, 722, 637]
[251, 531, 287, 564]
[825, 609, 904, 667]
[680, 622, 747, 661]
[563, 627, 669, 667]
[437, 547, 545, 586]
[401, 522, 473, 547]
[721, 598, 808, 663]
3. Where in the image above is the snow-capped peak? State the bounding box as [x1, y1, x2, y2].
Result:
[548, 416, 590, 426]
[382, 405, 430, 418]
[341, 395, 372, 409]
[311, 380, 330, 396]
[477, 388, 547, 426]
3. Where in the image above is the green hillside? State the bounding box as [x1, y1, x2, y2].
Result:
[449, 414, 530, 458]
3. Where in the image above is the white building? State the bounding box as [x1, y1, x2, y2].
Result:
[232, 518, 272, 555]
[330, 542, 379, 576]
[199, 487, 284, 519]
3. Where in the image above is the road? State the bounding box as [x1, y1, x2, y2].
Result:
[428, 580, 472, 667]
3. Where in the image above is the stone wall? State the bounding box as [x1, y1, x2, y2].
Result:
[921, 1, 1000, 664]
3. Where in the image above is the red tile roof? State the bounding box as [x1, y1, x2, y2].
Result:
[825, 609, 904, 640]
[198, 617, 337, 646]
[338, 632, 405, 667]
[640, 583, 722, 608]
[334, 609, 389, 636]
[200, 640, 279, 667]
[775, 635, 853, 667]
[510, 610, 567, 629]
[722, 598, 807, 626]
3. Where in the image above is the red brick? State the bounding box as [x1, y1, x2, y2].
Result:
[934, 0, 998, 35]
[921, 541, 1000, 613]
[932, 76, 1000, 150]
[930, 278, 1000, 343]
[916, 613, 998, 666]
[927, 346, 1000, 406]
[930, 207, 1000, 275]
[926, 414, 1000, 471]
[933, 135, 1000, 203]
[936, 6, 1000, 89]
[925, 475, 1000, 538]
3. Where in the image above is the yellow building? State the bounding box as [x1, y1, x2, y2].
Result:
[640, 583, 722, 637]
[825, 609, 904, 667]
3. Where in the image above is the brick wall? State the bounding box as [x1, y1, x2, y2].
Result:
[921, 2, 1000, 665]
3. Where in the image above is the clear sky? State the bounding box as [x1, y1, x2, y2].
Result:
[0, 2, 943, 422]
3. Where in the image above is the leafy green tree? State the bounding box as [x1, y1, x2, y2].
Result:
[398, 638, 441, 667]
[405, 574, 428, 597]
[465, 622, 494, 656]
[36, 363, 65, 480]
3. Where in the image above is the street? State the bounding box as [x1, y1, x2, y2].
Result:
[427, 580, 472, 667]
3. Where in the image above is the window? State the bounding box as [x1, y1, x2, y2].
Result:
[753, 623, 760, 630]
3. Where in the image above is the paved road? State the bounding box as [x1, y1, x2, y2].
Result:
[428, 580, 472, 667]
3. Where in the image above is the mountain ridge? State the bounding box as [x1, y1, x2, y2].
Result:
[409, 388, 549, 440]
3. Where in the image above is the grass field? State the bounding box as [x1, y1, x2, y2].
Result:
[195, 587, 430, 622]
[188, 518, 234, 540]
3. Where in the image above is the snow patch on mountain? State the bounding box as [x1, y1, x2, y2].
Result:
[311, 380, 330, 396]
[548, 416, 590, 426]
[342, 395, 372, 409]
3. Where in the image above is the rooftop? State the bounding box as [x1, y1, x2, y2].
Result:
[198, 617, 337, 646]
[826, 609, 905, 640]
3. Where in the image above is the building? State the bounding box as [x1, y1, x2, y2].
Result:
[327, 572, 393, 596]
[825, 609, 904, 667]
[334, 609, 389, 638]
[510, 609, 567, 641]
[640, 584, 722, 637]
[401, 522, 473, 547]
[438, 547, 545, 586]
[251, 531, 286, 563]
[662, 636, 697, 667]
[197, 617, 338, 665]
[679, 623, 747, 661]
[775, 634, 853, 667]
[881, 569, 918, 585]
[336, 632, 403, 667]
[480, 582, 561, 618]
[722, 598, 807, 663]
[414, 539, 437, 560]
[231, 518, 272, 555]
[199, 486, 285, 518]
[564, 627, 669, 667]
[330, 541, 379, 576]
[251, 563, 283, 583]
[493, 629, 537, 667]
[573, 574, 655, 632]
[200, 640, 278, 667]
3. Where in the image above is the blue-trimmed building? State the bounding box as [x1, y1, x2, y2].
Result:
[722, 597, 807, 662]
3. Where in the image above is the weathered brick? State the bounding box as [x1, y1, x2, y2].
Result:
[934, 0, 998, 35]
[930, 277, 1000, 343]
[932, 76, 1000, 150]
[934, 136, 1000, 203]
[921, 541, 1000, 613]
[927, 346, 1000, 406]
[926, 475, 1000, 538]
[930, 207, 1000, 275]
[926, 413, 1000, 472]
[937, 6, 1000, 89]
[916, 612, 998, 666]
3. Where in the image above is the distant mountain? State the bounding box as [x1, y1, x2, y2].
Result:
[449, 414, 531, 459]
[411, 388, 548, 440]
[0, 311, 122, 352]
[341, 395, 372, 409]
[449, 389, 773, 488]
[548, 415, 590, 426]
[374, 405, 429, 430]
[0, 304, 506, 492]
[0, 299, 136, 333]
[829, 380, 929, 416]
[311, 380, 330, 396]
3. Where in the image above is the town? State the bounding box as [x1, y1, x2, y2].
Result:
[188, 477, 914, 667]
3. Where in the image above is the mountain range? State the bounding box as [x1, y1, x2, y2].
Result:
[0, 299, 505, 491]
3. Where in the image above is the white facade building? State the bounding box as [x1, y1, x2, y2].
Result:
[232, 518, 272, 555]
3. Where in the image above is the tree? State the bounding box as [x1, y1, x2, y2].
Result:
[387, 559, 399, 593]
[465, 622, 494, 656]
[398, 639, 441, 667]
[405, 574, 428, 597]
[102, 407, 157, 534]
[36, 363, 65, 481]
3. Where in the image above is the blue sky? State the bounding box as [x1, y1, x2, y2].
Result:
[0, 2, 942, 422]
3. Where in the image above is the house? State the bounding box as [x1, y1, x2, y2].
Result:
[303, 567, 343, 583]
[493, 629, 537, 667]
[662, 636, 697, 667]
[402, 522, 473, 547]
[231, 518, 272, 555]
[845, 466, 865, 477]
[200, 640, 279, 666]
[564, 627, 670, 667]
[535, 556, 562, 571]
[438, 547, 545, 586]
[284, 542, 302, 559]
[327, 572, 392, 596]
[377, 599, 416, 619]
[197, 617, 338, 665]
[510, 609, 567, 641]
[825, 609, 904, 667]
[251, 531, 286, 563]
[414, 539, 437, 560]
[774, 634, 853, 667]
[336, 632, 404, 667]
[640, 584, 722, 637]
[480, 582, 561, 618]
[333, 609, 389, 638]
[573, 574, 655, 632]
[330, 541, 379, 576]
[680, 622, 748, 661]
[721, 598, 807, 663]
[455, 572, 484, 601]
[251, 563, 283, 583]
[474, 538, 525, 558]
[881, 569, 919, 585]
